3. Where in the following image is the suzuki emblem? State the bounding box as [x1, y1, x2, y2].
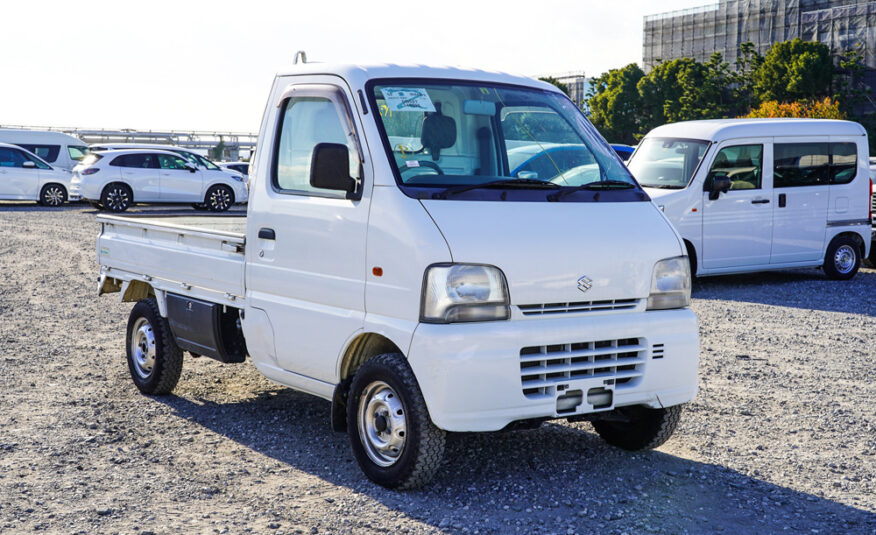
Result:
[577, 276, 592, 293]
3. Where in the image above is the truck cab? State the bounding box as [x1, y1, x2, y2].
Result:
[98, 62, 699, 489]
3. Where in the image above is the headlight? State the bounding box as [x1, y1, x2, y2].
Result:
[421, 264, 510, 323]
[646, 256, 691, 310]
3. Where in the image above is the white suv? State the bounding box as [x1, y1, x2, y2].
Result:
[0, 142, 74, 206]
[72, 149, 248, 212]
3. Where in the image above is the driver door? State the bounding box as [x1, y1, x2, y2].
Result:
[701, 140, 773, 269]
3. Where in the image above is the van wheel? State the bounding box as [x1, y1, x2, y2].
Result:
[347, 353, 445, 489]
[205, 185, 234, 212]
[125, 298, 183, 395]
[593, 404, 683, 450]
[39, 184, 67, 207]
[101, 183, 133, 212]
[823, 236, 860, 280]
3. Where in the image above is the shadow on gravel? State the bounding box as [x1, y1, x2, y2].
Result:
[157, 390, 876, 534]
[693, 268, 876, 316]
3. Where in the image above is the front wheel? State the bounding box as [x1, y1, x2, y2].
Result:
[125, 298, 183, 395]
[823, 236, 860, 280]
[592, 404, 683, 451]
[39, 184, 67, 206]
[205, 185, 234, 212]
[347, 353, 445, 489]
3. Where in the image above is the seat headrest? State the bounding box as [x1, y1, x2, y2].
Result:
[420, 102, 456, 161]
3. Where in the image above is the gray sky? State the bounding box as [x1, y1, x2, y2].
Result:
[0, 0, 707, 133]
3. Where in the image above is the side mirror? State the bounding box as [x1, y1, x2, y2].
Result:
[22, 161, 36, 169]
[310, 143, 356, 198]
[708, 176, 731, 200]
[184, 162, 198, 173]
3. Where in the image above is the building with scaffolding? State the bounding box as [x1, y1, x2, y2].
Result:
[642, 0, 876, 83]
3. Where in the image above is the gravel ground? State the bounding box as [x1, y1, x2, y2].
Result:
[1, 202, 875, 535]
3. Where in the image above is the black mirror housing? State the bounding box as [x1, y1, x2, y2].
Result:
[310, 143, 356, 198]
[709, 176, 732, 200]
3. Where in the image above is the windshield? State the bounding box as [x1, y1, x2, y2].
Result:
[370, 81, 636, 197]
[68, 145, 89, 161]
[627, 137, 710, 189]
[194, 153, 220, 170]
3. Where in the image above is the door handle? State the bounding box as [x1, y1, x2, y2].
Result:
[778, 193, 786, 208]
[751, 199, 770, 204]
[258, 228, 276, 240]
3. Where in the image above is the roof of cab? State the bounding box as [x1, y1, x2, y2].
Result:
[275, 62, 560, 93]
[643, 119, 866, 142]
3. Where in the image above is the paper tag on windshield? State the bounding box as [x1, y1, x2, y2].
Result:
[405, 160, 420, 167]
[381, 87, 436, 112]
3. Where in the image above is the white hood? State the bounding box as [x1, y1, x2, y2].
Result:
[419, 200, 683, 305]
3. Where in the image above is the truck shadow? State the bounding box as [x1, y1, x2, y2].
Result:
[692, 268, 876, 317]
[156, 391, 876, 533]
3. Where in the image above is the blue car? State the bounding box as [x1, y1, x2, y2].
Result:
[611, 144, 635, 161]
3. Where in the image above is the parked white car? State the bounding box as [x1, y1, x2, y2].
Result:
[96, 62, 699, 489]
[628, 119, 871, 280]
[89, 143, 224, 172]
[219, 161, 249, 177]
[72, 149, 248, 212]
[0, 142, 73, 206]
[0, 129, 89, 171]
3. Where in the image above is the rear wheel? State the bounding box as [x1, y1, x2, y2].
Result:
[593, 404, 683, 451]
[823, 236, 860, 280]
[39, 184, 67, 207]
[125, 298, 183, 395]
[205, 185, 234, 212]
[101, 183, 133, 212]
[347, 353, 445, 489]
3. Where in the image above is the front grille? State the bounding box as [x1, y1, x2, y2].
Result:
[519, 338, 645, 399]
[518, 299, 640, 316]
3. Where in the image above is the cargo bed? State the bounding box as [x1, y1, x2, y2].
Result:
[97, 213, 247, 307]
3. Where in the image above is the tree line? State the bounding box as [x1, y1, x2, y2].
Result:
[573, 39, 874, 149]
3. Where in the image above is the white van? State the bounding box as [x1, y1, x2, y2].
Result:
[0, 142, 74, 205]
[0, 129, 89, 171]
[628, 119, 871, 280]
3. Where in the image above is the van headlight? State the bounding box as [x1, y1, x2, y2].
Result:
[646, 256, 691, 310]
[421, 264, 510, 323]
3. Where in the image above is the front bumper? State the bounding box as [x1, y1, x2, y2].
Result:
[407, 308, 699, 432]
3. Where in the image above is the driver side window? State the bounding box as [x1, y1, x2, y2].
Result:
[706, 145, 763, 190]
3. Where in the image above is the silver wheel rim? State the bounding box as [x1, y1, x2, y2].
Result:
[834, 245, 856, 274]
[357, 381, 407, 467]
[44, 186, 64, 206]
[208, 188, 231, 211]
[130, 317, 156, 379]
[106, 187, 130, 211]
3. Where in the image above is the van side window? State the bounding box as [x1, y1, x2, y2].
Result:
[110, 154, 159, 168]
[830, 143, 857, 185]
[774, 143, 829, 188]
[706, 145, 763, 190]
[17, 144, 61, 163]
[274, 96, 354, 196]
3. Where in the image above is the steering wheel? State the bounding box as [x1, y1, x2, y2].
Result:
[400, 160, 444, 176]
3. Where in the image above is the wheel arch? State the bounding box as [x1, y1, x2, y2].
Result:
[682, 239, 698, 276]
[331, 332, 404, 432]
[828, 230, 866, 257]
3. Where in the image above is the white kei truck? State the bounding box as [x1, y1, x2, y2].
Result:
[97, 59, 699, 489]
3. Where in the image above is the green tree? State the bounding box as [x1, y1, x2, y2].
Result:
[584, 63, 644, 144]
[754, 38, 833, 102]
[731, 42, 764, 113]
[538, 76, 569, 96]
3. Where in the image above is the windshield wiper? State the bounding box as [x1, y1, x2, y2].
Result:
[547, 180, 635, 202]
[432, 179, 560, 199]
[640, 183, 682, 190]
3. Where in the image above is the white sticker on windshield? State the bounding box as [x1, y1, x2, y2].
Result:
[380, 87, 436, 112]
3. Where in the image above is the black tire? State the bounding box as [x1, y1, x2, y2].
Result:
[101, 183, 133, 212]
[823, 235, 861, 280]
[593, 404, 683, 451]
[684, 241, 697, 279]
[866, 240, 875, 268]
[346, 353, 445, 489]
[205, 185, 234, 212]
[125, 298, 183, 395]
[191, 203, 208, 211]
[39, 183, 67, 207]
